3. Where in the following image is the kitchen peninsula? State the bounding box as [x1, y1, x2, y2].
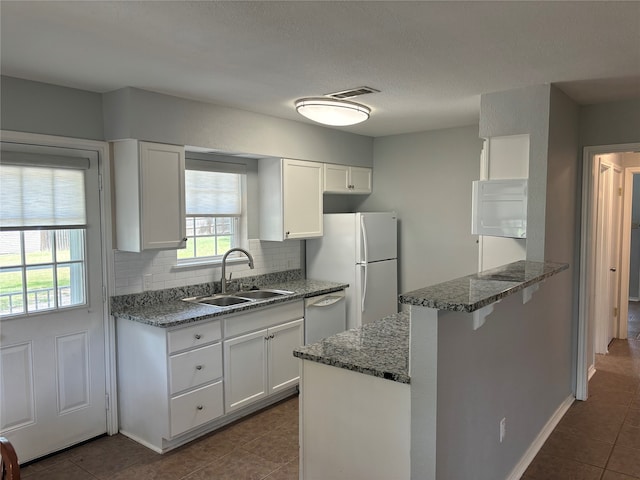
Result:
[294, 260, 568, 480]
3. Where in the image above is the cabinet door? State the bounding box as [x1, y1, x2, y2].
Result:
[349, 167, 372, 194]
[282, 159, 323, 239]
[140, 142, 186, 249]
[223, 329, 268, 413]
[323, 164, 350, 193]
[268, 318, 304, 394]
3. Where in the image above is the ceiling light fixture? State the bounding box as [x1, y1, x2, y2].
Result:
[294, 97, 370, 126]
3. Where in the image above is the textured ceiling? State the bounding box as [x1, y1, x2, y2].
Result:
[1, 1, 639, 137]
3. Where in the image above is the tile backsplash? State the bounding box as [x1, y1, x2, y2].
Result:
[113, 239, 302, 295]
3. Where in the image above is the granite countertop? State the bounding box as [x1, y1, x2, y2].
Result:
[399, 260, 568, 313]
[111, 278, 348, 328]
[293, 312, 410, 384]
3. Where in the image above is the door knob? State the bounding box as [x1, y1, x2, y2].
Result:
[610, 267, 617, 272]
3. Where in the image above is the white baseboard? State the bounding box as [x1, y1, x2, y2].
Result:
[505, 395, 575, 480]
[588, 364, 597, 381]
[630, 297, 639, 302]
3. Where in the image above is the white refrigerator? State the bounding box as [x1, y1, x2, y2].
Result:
[306, 212, 398, 329]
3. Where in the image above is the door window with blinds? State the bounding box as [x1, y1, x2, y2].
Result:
[0, 156, 89, 316]
[178, 159, 245, 264]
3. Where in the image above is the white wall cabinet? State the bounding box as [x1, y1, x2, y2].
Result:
[259, 158, 323, 240]
[323, 164, 372, 194]
[113, 140, 186, 252]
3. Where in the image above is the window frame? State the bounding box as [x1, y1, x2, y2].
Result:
[177, 158, 248, 267]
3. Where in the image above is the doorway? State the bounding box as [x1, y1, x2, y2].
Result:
[577, 144, 640, 401]
[0, 132, 116, 462]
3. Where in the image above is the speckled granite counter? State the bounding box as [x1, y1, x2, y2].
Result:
[111, 273, 348, 328]
[294, 312, 410, 384]
[399, 260, 568, 312]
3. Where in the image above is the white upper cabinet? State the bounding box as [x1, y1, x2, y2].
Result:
[113, 140, 186, 252]
[323, 164, 372, 194]
[259, 158, 323, 241]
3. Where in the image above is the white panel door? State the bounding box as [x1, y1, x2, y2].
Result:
[268, 319, 303, 394]
[0, 144, 106, 462]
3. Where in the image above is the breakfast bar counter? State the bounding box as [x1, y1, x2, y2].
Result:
[296, 260, 569, 480]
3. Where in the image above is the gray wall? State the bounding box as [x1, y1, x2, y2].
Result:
[580, 99, 640, 147]
[356, 125, 482, 294]
[545, 85, 581, 412]
[436, 273, 573, 480]
[1, 75, 104, 140]
[479, 84, 552, 262]
[103, 87, 373, 167]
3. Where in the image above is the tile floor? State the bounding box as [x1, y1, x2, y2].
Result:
[20, 303, 640, 480]
[20, 396, 299, 480]
[523, 302, 640, 480]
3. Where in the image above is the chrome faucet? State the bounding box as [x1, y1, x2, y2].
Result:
[221, 248, 254, 294]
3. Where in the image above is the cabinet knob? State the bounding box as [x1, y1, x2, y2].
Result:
[194, 334, 202, 340]
[196, 405, 204, 411]
[195, 365, 203, 370]
[270, 334, 275, 339]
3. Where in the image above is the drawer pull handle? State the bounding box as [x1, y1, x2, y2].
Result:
[195, 365, 203, 370]
[196, 405, 204, 411]
[194, 334, 202, 340]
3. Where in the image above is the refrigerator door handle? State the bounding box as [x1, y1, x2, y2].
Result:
[360, 263, 368, 313]
[360, 215, 369, 264]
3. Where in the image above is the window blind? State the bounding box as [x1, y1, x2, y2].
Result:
[0, 164, 87, 229]
[185, 168, 242, 216]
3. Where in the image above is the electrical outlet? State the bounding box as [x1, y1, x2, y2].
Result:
[143, 274, 153, 291]
[499, 417, 506, 443]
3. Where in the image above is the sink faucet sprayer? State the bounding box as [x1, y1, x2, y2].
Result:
[221, 248, 255, 294]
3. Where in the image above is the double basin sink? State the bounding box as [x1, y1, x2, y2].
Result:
[183, 289, 294, 307]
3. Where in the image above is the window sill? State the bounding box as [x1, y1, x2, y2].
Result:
[172, 256, 249, 270]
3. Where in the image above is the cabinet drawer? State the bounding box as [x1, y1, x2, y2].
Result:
[168, 320, 221, 353]
[170, 381, 224, 438]
[224, 300, 304, 338]
[169, 343, 222, 395]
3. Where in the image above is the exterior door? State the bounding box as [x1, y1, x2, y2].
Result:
[0, 144, 106, 462]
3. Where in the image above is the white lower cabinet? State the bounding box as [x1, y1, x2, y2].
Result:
[224, 318, 304, 413]
[170, 381, 224, 437]
[268, 319, 304, 394]
[116, 300, 304, 453]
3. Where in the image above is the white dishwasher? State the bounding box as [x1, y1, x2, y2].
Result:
[304, 290, 347, 345]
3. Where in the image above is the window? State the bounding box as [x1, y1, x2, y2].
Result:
[178, 159, 245, 264]
[0, 159, 88, 316]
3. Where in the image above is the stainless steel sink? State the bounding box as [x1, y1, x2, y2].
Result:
[182, 289, 293, 307]
[183, 295, 251, 307]
[236, 289, 293, 299]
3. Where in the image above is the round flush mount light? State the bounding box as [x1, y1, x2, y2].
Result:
[294, 97, 370, 126]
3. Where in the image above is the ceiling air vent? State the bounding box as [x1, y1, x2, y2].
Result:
[326, 86, 380, 99]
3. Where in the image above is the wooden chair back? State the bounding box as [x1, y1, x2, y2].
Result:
[0, 437, 20, 480]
